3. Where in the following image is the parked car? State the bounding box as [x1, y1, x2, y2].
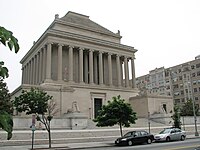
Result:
[154, 128, 186, 142]
[115, 130, 154, 146]
[194, 147, 200, 150]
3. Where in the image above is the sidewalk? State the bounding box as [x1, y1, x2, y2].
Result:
[0, 134, 199, 150]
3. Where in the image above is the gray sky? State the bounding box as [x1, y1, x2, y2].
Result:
[0, 0, 199, 92]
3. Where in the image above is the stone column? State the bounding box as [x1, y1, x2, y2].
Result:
[39, 50, 43, 83]
[124, 56, 129, 87]
[35, 54, 38, 84]
[30, 58, 34, 84]
[116, 54, 121, 87]
[84, 52, 88, 83]
[98, 51, 103, 85]
[89, 49, 94, 84]
[108, 53, 113, 86]
[131, 56, 136, 88]
[58, 44, 63, 81]
[42, 46, 46, 82]
[22, 66, 25, 84]
[46, 43, 52, 81]
[68, 45, 74, 82]
[36, 52, 40, 84]
[79, 47, 84, 83]
[27, 62, 30, 84]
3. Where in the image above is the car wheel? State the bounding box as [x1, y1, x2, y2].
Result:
[166, 137, 170, 142]
[181, 135, 185, 141]
[128, 140, 133, 146]
[147, 138, 152, 144]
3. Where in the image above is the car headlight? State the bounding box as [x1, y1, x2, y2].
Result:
[121, 138, 127, 141]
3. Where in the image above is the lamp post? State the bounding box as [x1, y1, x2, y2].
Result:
[192, 98, 199, 136]
[148, 112, 151, 133]
[189, 79, 199, 136]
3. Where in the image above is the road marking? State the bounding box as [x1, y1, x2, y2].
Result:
[165, 145, 200, 150]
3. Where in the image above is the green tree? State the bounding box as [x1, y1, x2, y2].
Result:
[13, 88, 58, 148]
[171, 105, 181, 129]
[94, 95, 137, 137]
[0, 26, 19, 79]
[0, 26, 19, 140]
[0, 79, 13, 140]
[181, 99, 199, 116]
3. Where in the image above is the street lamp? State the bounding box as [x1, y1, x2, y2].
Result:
[189, 80, 199, 136]
[192, 98, 199, 136]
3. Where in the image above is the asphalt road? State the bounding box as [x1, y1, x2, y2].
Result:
[78, 138, 200, 150]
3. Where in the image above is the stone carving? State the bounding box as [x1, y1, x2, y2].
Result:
[67, 101, 80, 113]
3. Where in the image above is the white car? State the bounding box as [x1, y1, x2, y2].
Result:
[154, 128, 186, 142]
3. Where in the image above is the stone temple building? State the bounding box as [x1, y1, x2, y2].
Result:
[12, 11, 138, 121]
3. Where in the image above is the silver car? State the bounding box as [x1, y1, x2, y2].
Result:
[154, 128, 186, 142]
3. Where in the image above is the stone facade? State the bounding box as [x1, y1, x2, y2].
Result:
[12, 11, 138, 120]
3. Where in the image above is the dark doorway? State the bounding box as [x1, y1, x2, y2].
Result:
[94, 98, 102, 118]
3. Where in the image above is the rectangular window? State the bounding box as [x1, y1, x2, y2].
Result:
[196, 63, 200, 68]
[94, 98, 102, 119]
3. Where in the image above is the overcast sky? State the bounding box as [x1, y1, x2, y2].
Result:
[0, 0, 200, 92]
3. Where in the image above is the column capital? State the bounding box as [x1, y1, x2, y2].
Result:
[69, 45, 74, 49]
[58, 43, 64, 47]
[98, 51, 104, 54]
[78, 47, 84, 51]
[89, 49, 94, 52]
[108, 52, 113, 56]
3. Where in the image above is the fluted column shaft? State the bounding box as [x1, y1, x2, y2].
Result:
[42, 46, 46, 82]
[30, 58, 34, 84]
[131, 56, 136, 88]
[68, 46, 74, 82]
[108, 53, 113, 86]
[46, 43, 52, 80]
[79, 48, 84, 83]
[89, 50, 94, 84]
[84, 52, 88, 83]
[58, 44, 63, 81]
[124, 56, 129, 87]
[99, 51, 103, 85]
[116, 55, 121, 87]
[39, 50, 43, 83]
[27, 62, 30, 84]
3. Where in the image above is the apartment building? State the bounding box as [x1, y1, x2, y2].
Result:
[136, 55, 200, 107]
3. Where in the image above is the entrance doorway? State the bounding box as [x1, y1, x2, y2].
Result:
[94, 98, 102, 118]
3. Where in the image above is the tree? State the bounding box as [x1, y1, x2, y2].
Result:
[94, 95, 137, 137]
[13, 88, 58, 148]
[171, 105, 181, 129]
[0, 26, 19, 140]
[0, 26, 19, 79]
[0, 79, 13, 140]
[181, 99, 199, 116]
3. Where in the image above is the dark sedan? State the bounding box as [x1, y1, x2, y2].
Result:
[115, 130, 154, 146]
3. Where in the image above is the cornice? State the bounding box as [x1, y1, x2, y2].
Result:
[47, 29, 137, 52]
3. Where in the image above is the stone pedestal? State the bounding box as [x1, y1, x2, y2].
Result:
[64, 112, 88, 130]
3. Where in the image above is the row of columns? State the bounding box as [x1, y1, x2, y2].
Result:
[22, 43, 136, 88]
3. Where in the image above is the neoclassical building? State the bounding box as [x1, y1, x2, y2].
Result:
[12, 11, 138, 119]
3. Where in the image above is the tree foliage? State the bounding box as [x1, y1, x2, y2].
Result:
[0, 26, 19, 79]
[0, 26, 19, 53]
[94, 95, 137, 137]
[171, 105, 181, 129]
[181, 99, 199, 116]
[13, 88, 58, 148]
[0, 79, 13, 140]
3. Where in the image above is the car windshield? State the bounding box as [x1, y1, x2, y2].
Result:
[159, 129, 171, 134]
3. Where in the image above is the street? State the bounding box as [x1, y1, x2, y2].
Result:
[77, 138, 200, 150]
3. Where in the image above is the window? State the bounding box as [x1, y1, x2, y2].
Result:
[181, 90, 184, 95]
[193, 81, 197, 85]
[195, 97, 199, 100]
[196, 63, 200, 68]
[178, 69, 182, 73]
[192, 73, 196, 77]
[179, 76, 182, 80]
[197, 71, 200, 76]
[191, 65, 195, 69]
[94, 98, 102, 119]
